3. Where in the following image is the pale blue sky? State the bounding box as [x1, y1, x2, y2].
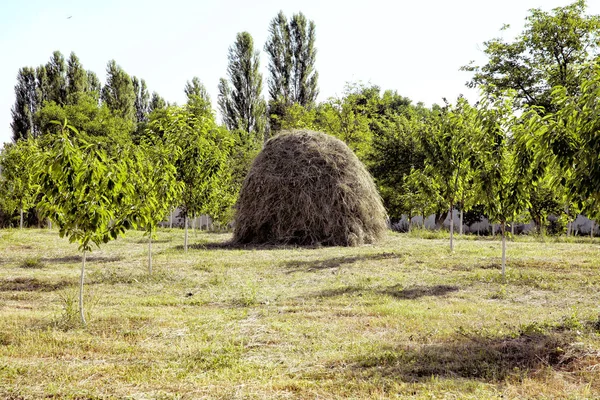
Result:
[1, 0, 598, 146]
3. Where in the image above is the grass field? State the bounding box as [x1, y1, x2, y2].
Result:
[0, 228, 599, 399]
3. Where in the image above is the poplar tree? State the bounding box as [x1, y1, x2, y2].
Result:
[218, 32, 267, 139]
[10, 67, 38, 141]
[66, 52, 88, 103]
[132, 76, 150, 124]
[46, 51, 67, 105]
[265, 11, 318, 131]
[101, 60, 136, 123]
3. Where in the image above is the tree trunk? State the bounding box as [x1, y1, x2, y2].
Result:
[184, 216, 189, 252]
[80, 250, 87, 326]
[492, 223, 495, 237]
[48, 218, 52, 230]
[20, 207, 23, 229]
[459, 208, 463, 235]
[449, 202, 454, 252]
[169, 210, 173, 229]
[148, 232, 153, 275]
[591, 220, 595, 239]
[408, 213, 412, 233]
[501, 221, 506, 279]
[192, 216, 196, 232]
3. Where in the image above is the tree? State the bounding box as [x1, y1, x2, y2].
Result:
[149, 92, 167, 114]
[530, 63, 600, 222]
[129, 141, 182, 274]
[101, 60, 136, 123]
[66, 52, 88, 103]
[46, 51, 67, 106]
[132, 77, 150, 124]
[462, 0, 600, 111]
[35, 120, 137, 325]
[36, 92, 134, 148]
[419, 97, 479, 251]
[87, 71, 102, 97]
[265, 11, 318, 132]
[218, 32, 267, 140]
[147, 105, 234, 251]
[0, 139, 38, 228]
[475, 95, 534, 276]
[185, 77, 213, 118]
[10, 67, 38, 141]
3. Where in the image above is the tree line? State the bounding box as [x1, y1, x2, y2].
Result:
[2, 1, 600, 244]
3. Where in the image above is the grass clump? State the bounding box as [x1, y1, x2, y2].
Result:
[19, 257, 44, 269]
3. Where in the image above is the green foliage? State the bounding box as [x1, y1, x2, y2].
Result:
[265, 11, 319, 132]
[462, 0, 600, 111]
[10, 67, 38, 141]
[146, 105, 235, 223]
[218, 32, 267, 139]
[128, 139, 183, 234]
[419, 97, 479, 229]
[475, 95, 533, 226]
[66, 52, 89, 104]
[531, 63, 600, 221]
[35, 121, 136, 252]
[101, 60, 136, 123]
[36, 92, 134, 147]
[0, 139, 39, 227]
[132, 76, 150, 124]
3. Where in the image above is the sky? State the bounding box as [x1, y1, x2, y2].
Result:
[1, 0, 599, 147]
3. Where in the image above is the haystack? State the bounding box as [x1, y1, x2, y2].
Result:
[233, 129, 387, 246]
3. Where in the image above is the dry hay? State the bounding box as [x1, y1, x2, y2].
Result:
[233, 129, 387, 246]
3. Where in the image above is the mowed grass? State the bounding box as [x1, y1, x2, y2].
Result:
[0, 228, 599, 399]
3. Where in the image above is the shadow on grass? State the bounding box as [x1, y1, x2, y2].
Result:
[283, 252, 406, 273]
[329, 329, 593, 382]
[0, 277, 74, 292]
[40, 255, 123, 264]
[312, 284, 459, 300]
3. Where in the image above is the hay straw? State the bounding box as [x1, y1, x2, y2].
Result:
[233, 129, 387, 246]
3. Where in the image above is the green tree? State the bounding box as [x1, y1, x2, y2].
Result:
[530, 63, 600, 222]
[36, 121, 137, 325]
[218, 32, 267, 140]
[462, 0, 600, 111]
[10, 67, 38, 141]
[419, 98, 479, 250]
[0, 139, 38, 228]
[185, 77, 212, 117]
[66, 52, 88, 103]
[46, 51, 67, 106]
[475, 96, 534, 276]
[132, 77, 150, 124]
[147, 105, 234, 251]
[36, 92, 134, 147]
[149, 92, 167, 113]
[86, 71, 102, 97]
[101, 60, 136, 123]
[129, 141, 183, 273]
[265, 11, 318, 132]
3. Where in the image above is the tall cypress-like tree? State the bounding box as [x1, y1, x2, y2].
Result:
[185, 77, 213, 117]
[149, 92, 167, 113]
[101, 60, 136, 123]
[10, 67, 38, 141]
[132, 76, 150, 124]
[66, 52, 88, 103]
[264, 11, 318, 131]
[218, 32, 266, 138]
[46, 51, 67, 105]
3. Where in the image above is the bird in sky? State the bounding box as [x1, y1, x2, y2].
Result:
[67, 16, 72, 19]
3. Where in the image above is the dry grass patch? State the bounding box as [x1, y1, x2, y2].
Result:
[0, 228, 599, 399]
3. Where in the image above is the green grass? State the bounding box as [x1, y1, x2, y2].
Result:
[0, 228, 599, 399]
